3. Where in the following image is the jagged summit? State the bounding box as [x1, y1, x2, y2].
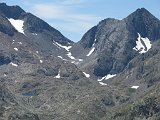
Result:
[124, 8, 160, 40]
[127, 8, 156, 18]
[0, 3, 25, 19]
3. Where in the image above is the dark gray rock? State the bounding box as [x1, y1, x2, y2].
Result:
[73, 8, 160, 77]
[0, 3, 25, 19]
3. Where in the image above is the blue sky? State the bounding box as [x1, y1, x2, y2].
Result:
[1, 0, 160, 42]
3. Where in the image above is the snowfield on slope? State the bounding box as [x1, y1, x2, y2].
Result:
[8, 18, 24, 34]
[133, 33, 152, 54]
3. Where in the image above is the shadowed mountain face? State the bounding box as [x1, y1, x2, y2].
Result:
[0, 3, 160, 120]
[72, 8, 160, 77]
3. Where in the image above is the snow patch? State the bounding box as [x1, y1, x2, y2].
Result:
[78, 59, 83, 62]
[97, 76, 107, 82]
[67, 52, 75, 60]
[92, 39, 97, 47]
[105, 74, 117, 80]
[32, 33, 37, 35]
[58, 56, 63, 59]
[18, 42, 22, 45]
[86, 47, 95, 56]
[40, 60, 43, 63]
[97, 74, 116, 82]
[8, 18, 24, 34]
[12, 40, 15, 44]
[57, 56, 68, 61]
[54, 71, 61, 78]
[83, 72, 90, 78]
[131, 86, 139, 89]
[4, 74, 7, 77]
[133, 33, 152, 54]
[54, 42, 83, 62]
[36, 51, 39, 54]
[14, 48, 18, 51]
[99, 82, 107, 86]
[55, 42, 72, 51]
[10, 62, 18, 67]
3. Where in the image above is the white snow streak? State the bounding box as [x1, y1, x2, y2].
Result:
[67, 52, 75, 60]
[54, 42, 83, 63]
[133, 33, 152, 54]
[8, 18, 24, 34]
[52, 42, 61, 49]
[97, 74, 116, 82]
[99, 82, 107, 86]
[10, 62, 18, 67]
[105, 74, 117, 80]
[55, 42, 75, 59]
[86, 47, 95, 56]
[58, 56, 63, 59]
[57, 56, 68, 61]
[131, 86, 139, 89]
[55, 42, 72, 51]
[83, 72, 90, 78]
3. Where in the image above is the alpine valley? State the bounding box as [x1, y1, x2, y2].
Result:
[0, 3, 160, 120]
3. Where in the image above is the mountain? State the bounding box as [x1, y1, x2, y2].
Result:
[0, 3, 160, 120]
[0, 3, 128, 120]
[0, 3, 73, 57]
[71, 8, 160, 79]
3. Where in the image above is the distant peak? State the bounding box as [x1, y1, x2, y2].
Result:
[125, 7, 159, 22]
[0, 2, 25, 19]
[0, 2, 22, 9]
[135, 8, 150, 14]
[0, 2, 6, 5]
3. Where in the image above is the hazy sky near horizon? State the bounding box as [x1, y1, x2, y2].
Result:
[1, 0, 160, 42]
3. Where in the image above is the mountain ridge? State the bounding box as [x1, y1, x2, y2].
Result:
[0, 3, 160, 120]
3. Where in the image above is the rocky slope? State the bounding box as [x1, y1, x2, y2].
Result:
[71, 8, 160, 80]
[0, 3, 73, 57]
[0, 3, 160, 120]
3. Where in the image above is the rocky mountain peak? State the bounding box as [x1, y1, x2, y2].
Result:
[0, 3, 25, 19]
[125, 8, 160, 40]
[0, 3, 73, 47]
[133, 8, 151, 15]
[73, 8, 160, 78]
[126, 8, 156, 20]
